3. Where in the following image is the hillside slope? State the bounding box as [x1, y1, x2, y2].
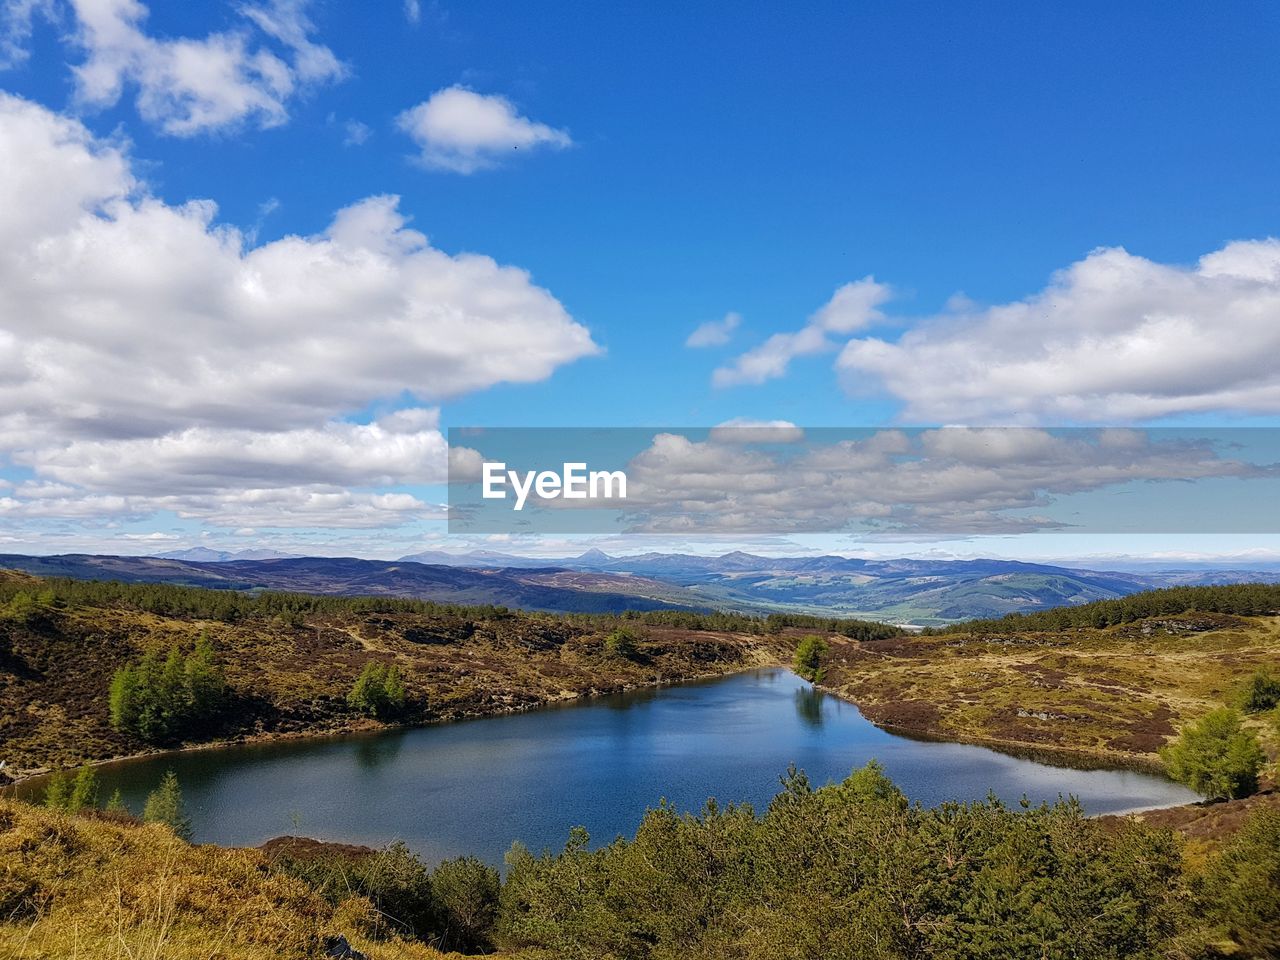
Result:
[0, 571, 791, 775]
[0, 799, 447, 960]
[820, 609, 1280, 765]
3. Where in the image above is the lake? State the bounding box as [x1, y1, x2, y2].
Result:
[21, 669, 1199, 864]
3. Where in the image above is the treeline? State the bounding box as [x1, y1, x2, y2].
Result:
[579, 608, 904, 640]
[0, 576, 504, 623]
[292, 764, 1278, 958]
[934, 583, 1280, 635]
[0, 573, 903, 638]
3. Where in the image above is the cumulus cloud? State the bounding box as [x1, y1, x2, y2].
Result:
[3, 0, 345, 135]
[0, 94, 597, 529]
[714, 278, 890, 386]
[838, 242, 1280, 422]
[397, 85, 572, 174]
[685, 312, 740, 348]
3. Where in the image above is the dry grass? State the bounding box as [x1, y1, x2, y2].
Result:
[0, 799, 455, 960]
[820, 613, 1280, 764]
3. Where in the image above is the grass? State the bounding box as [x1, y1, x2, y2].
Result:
[819, 610, 1280, 764]
[0, 800, 456, 960]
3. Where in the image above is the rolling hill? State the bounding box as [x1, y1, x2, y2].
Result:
[0, 554, 708, 615]
[5, 551, 1280, 624]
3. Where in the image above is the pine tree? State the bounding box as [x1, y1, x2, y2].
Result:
[43, 771, 72, 811]
[68, 766, 99, 811]
[143, 770, 192, 840]
[383, 665, 406, 714]
[186, 632, 228, 722]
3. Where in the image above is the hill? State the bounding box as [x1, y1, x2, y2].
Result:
[0, 553, 709, 615]
[0, 571, 818, 775]
[820, 588, 1280, 764]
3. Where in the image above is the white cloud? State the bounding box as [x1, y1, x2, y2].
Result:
[397, 85, 572, 174]
[0, 0, 56, 67]
[342, 117, 370, 145]
[20, 412, 451, 494]
[714, 278, 890, 386]
[838, 242, 1280, 422]
[403, 0, 420, 24]
[0, 94, 597, 529]
[707, 418, 804, 444]
[685, 311, 740, 348]
[3, 0, 345, 136]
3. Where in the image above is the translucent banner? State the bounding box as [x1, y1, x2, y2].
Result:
[447, 426, 1280, 536]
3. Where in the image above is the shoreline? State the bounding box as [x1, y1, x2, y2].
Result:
[5, 663, 1197, 825]
[2, 660, 776, 789]
[5, 662, 1177, 787]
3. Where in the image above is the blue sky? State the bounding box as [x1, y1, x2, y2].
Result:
[1, 0, 1279, 560]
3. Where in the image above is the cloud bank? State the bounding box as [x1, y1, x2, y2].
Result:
[839, 242, 1280, 421]
[0, 93, 598, 529]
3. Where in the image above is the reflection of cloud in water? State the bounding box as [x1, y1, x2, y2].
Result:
[794, 686, 825, 727]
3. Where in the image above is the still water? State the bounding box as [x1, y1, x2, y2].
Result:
[31, 669, 1198, 864]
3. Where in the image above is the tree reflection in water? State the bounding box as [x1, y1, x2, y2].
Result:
[794, 686, 825, 728]
[355, 730, 406, 770]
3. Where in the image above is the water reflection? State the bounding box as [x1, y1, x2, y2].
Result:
[793, 686, 825, 727]
[355, 730, 406, 770]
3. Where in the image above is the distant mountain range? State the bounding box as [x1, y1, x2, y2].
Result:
[399, 549, 1280, 624]
[3, 550, 1279, 625]
[0, 554, 705, 615]
[158, 547, 305, 563]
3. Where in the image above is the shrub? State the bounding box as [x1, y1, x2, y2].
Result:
[493, 765, 1187, 959]
[431, 856, 501, 952]
[603, 627, 640, 660]
[68, 767, 98, 812]
[42, 772, 71, 812]
[347, 661, 407, 720]
[1240, 669, 1280, 713]
[792, 634, 828, 683]
[274, 842, 436, 940]
[1161, 708, 1266, 800]
[1201, 806, 1280, 956]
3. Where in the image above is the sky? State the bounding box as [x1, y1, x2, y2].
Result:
[1, 0, 1279, 561]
